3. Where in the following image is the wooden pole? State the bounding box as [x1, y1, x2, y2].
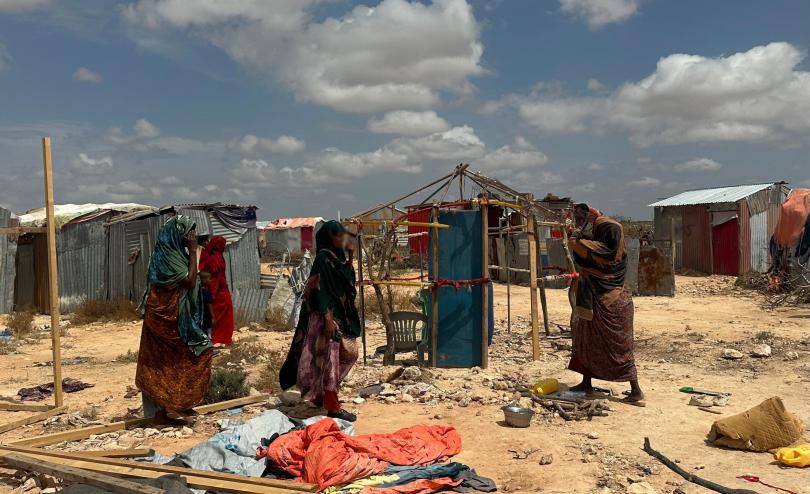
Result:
[430, 206, 439, 367]
[526, 201, 540, 361]
[357, 234, 367, 365]
[504, 216, 511, 334]
[537, 219, 550, 336]
[42, 137, 63, 408]
[480, 196, 489, 369]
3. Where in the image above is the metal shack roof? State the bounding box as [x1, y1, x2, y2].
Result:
[265, 217, 324, 230]
[649, 183, 776, 207]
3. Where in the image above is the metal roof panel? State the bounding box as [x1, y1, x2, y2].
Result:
[649, 183, 776, 207]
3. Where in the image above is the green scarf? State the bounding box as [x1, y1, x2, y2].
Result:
[147, 215, 212, 356]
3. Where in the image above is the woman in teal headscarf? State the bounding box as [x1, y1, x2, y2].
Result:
[136, 215, 213, 424]
[280, 220, 360, 422]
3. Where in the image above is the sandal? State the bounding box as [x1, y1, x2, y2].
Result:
[327, 409, 357, 422]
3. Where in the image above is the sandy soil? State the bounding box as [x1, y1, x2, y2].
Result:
[0, 275, 808, 493]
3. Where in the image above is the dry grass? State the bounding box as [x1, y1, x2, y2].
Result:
[114, 349, 139, 363]
[233, 308, 251, 331]
[71, 298, 139, 326]
[0, 340, 17, 355]
[363, 287, 421, 319]
[265, 307, 292, 332]
[251, 350, 286, 393]
[214, 335, 265, 367]
[6, 311, 36, 339]
[206, 368, 249, 404]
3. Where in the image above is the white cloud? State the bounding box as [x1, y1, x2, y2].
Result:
[587, 163, 605, 171]
[493, 42, 810, 146]
[0, 0, 50, 12]
[368, 111, 450, 136]
[107, 118, 161, 145]
[106, 118, 215, 155]
[480, 136, 548, 172]
[389, 125, 485, 161]
[673, 157, 722, 172]
[627, 176, 661, 187]
[559, 0, 639, 29]
[573, 182, 596, 193]
[123, 0, 484, 113]
[229, 134, 305, 154]
[587, 78, 607, 92]
[0, 43, 10, 73]
[72, 67, 102, 83]
[71, 153, 113, 174]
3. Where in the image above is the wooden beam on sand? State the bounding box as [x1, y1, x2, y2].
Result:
[0, 406, 67, 435]
[0, 402, 55, 412]
[189, 394, 269, 415]
[42, 137, 64, 409]
[0, 444, 316, 493]
[9, 417, 153, 447]
[81, 449, 154, 458]
[0, 453, 164, 494]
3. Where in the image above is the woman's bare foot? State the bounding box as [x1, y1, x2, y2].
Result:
[569, 381, 594, 393]
[621, 391, 646, 407]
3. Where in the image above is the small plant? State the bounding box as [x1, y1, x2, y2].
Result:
[363, 287, 419, 319]
[755, 330, 775, 342]
[233, 308, 251, 331]
[214, 336, 265, 367]
[7, 311, 35, 339]
[78, 405, 101, 421]
[0, 340, 17, 355]
[114, 349, 139, 363]
[265, 307, 292, 331]
[206, 368, 249, 404]
[251, 350, 286, 393]
[71, 298, 139, 326]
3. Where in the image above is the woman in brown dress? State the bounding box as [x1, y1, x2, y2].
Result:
[567, 203, 644, 405]
[136, 215, 213, 424]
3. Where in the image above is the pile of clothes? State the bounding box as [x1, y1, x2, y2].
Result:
[142, 410, 495, 494]
[17, 378, 94, 401]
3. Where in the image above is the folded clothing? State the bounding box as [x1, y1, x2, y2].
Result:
[260, 418, 462, 490]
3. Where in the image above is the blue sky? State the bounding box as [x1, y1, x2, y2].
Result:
[1, 0, 808, 219]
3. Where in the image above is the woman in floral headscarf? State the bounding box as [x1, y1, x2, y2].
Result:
[136, 216, 213, 425]
[199, 235, 235, 345]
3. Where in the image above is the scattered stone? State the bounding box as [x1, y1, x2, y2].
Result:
[237, 326, 249, 333]
[433, 414, 443, 420]
[384, 396, 398, 404]
[180, 426, 193, 437]
[784, 351, 800, 361]
[352, 397, 365, 404]
[279, 390, 302, 406]
[688, 395, 714, 407]
[266, 396, 283, 408]
[538, 454, 553, 465]
[457, 398, 470, 407]
[399, 366, 422, 381]
[358, 383, 383, 398]
[712, 394, 730, 407]
[400, 394, 414, 403]
[587, 431, 600, 440]
[721, 349, 744, 360]
[143, 428, 160, 437]
[626, 481, 657, 494]
[694, 464, 705, 470]
[751, 344, 772, 358]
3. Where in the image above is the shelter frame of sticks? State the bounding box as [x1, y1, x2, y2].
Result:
[347, 164, 577, 368]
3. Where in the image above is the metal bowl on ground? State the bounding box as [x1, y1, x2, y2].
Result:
[501, 404, 534, 428]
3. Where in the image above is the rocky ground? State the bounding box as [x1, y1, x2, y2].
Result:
[0, 275, 808, 494]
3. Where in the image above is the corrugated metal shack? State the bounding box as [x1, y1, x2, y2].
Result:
[0, 206, 18, 313]
[650, 183, 790, 275]
[261, 217, 324, 257]
[106, 204, 271, 323]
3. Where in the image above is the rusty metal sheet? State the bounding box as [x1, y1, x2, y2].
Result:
[637, 245, 675, 296]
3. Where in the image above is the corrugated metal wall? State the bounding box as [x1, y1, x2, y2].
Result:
[177, 207, 211, 236]
[407, 208, 431, 255]
[681, 205, 711, 274]
[653, 206, 683, 269]
[57, 221, 107, 312]
[712, 217, 739, 276]
[15, 243, 35, 309]
[106, 222, 128, 300]
[0, 208, 17, 313]
[749, 209, 769, 272]
[738, 200, 752, 274]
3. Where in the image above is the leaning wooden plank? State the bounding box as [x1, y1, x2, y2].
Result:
[9, 417, 152, 447]
[0, 402, 55, 412]
[0, 452, 164, 494]
[190, 394, 270, 415]
[81, 449, 154, 458]
[0, 444, 316, 492]
[0, 406, 67, 435]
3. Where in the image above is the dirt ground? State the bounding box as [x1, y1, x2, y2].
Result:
[0, 275, 808, 494]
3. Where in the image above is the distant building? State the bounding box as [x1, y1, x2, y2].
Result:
[649, 183, 790, 275]
[262, 217, 324, 256]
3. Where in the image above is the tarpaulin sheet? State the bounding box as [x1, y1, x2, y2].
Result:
[774, 189, 810, 248]
[262, 418, 462, 490]
[212, 206, 257, 234]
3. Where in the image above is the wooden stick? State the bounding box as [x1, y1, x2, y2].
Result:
[430, 206, 440, 368]
[9, 418, 153, 447]
[81, 449, 154, 458]
[188, 394, 268, 415]
[0, 227, 48, 234]
[42, 137, 63, 408]
[0, 444, 315, 492]
[350, 220, 450, 229]
[480, 196, 489, 369]
[526, 201, 540, 361]
[642, 437, 758, 494]
[0, 402, 55, 412]
[362, 280, 426, 287]
[357, 234, 367, 365]
[0, 452, 164, 494]
[0, 406, 66, 435]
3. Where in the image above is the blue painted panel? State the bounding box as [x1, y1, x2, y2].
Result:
[428, 209, 483, 368]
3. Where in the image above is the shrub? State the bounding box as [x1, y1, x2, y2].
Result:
[233, 308, 250, 332]
[251, 350, 286, 394]
[206, 368, 249, 404]
[213, 336, 265, 367]
[7, 311, 35, 339]
[363, 287, 420, 319]
[71, 298, 139, 326]
[114, 349, 139, 363]
[265, 307, 292, 332]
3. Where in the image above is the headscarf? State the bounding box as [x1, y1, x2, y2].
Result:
[200, 235, 227, 274]
[146, 215, 212, 356]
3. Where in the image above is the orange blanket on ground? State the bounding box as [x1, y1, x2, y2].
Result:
[260, 419, 463, 490]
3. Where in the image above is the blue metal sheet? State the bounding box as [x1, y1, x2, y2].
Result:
[428, 209, 483, 368]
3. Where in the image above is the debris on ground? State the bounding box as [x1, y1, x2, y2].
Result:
[707, 397, 803, 452]
[17, 378, 95, 401]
